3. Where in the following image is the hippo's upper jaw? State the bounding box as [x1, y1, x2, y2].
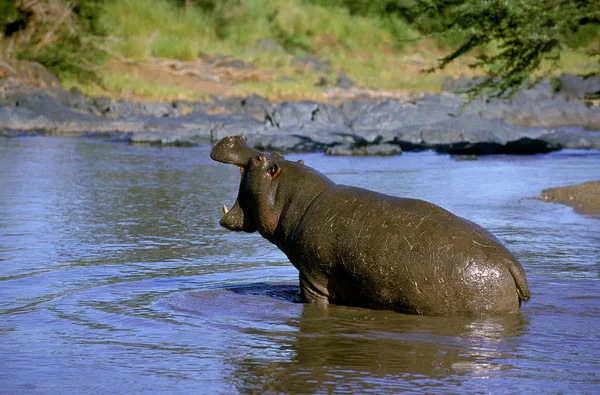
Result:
[210, 136, 261, 168]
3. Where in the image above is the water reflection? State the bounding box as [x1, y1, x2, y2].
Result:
[167, 283, 527, 393]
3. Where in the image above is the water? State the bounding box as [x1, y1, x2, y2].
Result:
[1, 137, 599, 394]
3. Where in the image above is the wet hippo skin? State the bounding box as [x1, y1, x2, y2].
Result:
[211, 136, 531, 316]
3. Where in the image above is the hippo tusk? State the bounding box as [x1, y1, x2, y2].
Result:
[222, 205, 228, 214]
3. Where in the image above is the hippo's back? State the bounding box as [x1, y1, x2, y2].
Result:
[287, 185, 530, 315]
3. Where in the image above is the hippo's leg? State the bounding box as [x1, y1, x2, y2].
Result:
[299, 272, 329, 305]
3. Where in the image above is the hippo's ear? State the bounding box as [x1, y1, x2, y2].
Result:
[269, 163, 281, 179]
[296, 159, 304, 165]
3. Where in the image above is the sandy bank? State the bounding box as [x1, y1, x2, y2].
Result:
[539, 181, 600, 215]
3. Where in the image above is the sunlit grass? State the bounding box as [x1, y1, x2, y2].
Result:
[63, 72, 207, 102]
[55, 0, 598, 102]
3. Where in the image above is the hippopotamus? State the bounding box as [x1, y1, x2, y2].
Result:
[211, 136, 530, 316]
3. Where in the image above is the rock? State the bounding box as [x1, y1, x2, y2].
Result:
[444, 74, 600, 129]
[210, 116, 269, 142]
[339, 100, 378, 122]
[205, 94, 270, 120]
[266, 101, 348, 128]
[388, 114, 559, 155]
[100, 100, 178, 119]
[0, 128, 44, 138]
[539, 129, 600, 149]
[465, 97, 600, 130]
[2, 78, 600, 154]
[555, 73, 600, 101]
[326, 143, 401, 156]
[246, 133, 332, 153]
[435, 138, 560, 156]
[335, 72, 356, 89]
[350, 99, 458, 143]
[58, 87, 101, 115]
[0, 106, 143, 135]
[129, 131, 197, 146]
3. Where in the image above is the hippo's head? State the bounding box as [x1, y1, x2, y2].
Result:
[210, 136, 286, 241]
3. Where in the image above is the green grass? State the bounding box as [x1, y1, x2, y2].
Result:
[63, 72, 208, 102]
[99, 0, 417, 61]
[44, 0, 600, 102]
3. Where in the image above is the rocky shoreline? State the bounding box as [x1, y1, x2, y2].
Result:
[1, 74, 600, 156]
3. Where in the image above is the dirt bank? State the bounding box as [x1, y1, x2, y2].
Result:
[539, 181, 600, 215]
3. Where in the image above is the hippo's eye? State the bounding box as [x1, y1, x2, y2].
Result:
[257, 154, 266, 162]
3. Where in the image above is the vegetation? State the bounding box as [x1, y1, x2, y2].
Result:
[1, 0, 108, 81]
[0, 0, 598, 101]
[419, 0, 600, 98]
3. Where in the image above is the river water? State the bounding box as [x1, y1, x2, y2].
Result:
[1, 136, 599, 394]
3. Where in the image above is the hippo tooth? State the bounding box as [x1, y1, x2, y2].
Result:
[222, 205, 228, 214]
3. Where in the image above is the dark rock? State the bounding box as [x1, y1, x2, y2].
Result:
[266, 101, 349, 128]
[388, 115, 559, 155]
[326, 143, 401, 156]
[350, 100, 459, 143]
[504, 138, 561, 154]
[435, 138, 560, 156]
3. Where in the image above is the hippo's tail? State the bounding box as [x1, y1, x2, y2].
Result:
[508, 259, 531, 303]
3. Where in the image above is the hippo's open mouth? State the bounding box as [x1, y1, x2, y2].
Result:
[217, 163, 247, 231]
[210, 136, 261, 232]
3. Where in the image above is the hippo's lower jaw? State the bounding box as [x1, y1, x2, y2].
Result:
[219, 200, 257, 233]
